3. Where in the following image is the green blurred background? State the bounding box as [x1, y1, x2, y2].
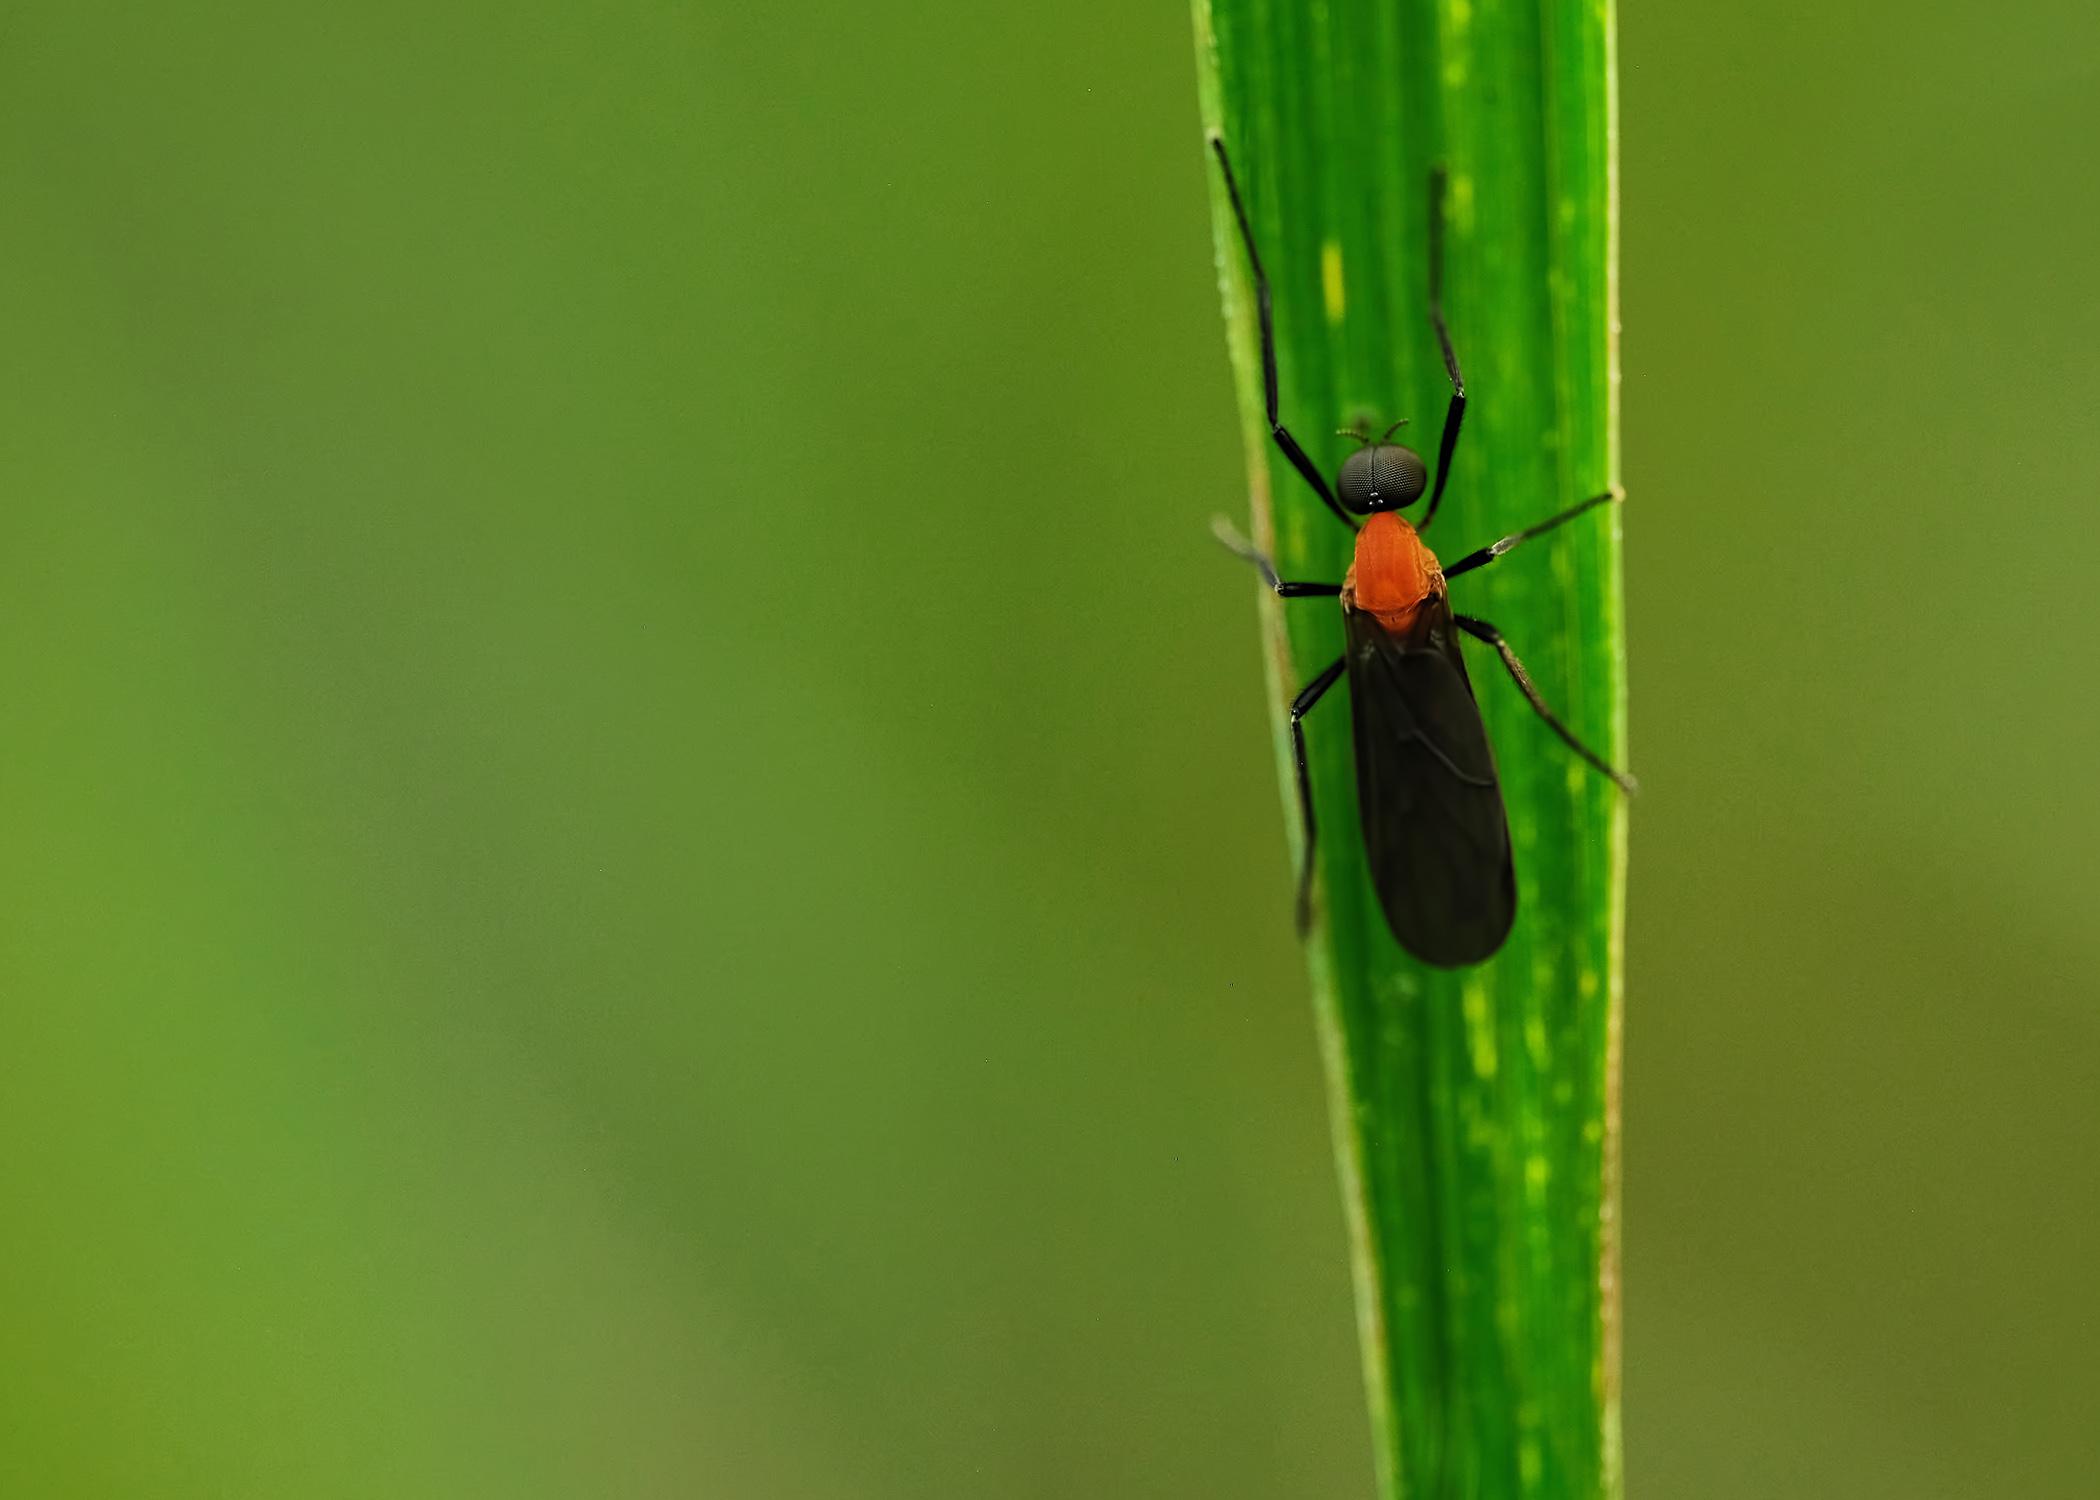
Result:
[4, 3, 2096, 1496]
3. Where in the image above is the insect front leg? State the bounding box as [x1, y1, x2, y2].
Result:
[1420, 166, 1468, 532]
[1209, 136, 1356, 533]
[1452, 615, 1637, 792]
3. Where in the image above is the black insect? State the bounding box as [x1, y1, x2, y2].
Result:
[1209, 134, 1634, 966]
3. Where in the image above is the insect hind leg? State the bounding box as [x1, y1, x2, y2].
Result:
[1452, 615, 1636, 792]
[1287, 655, 1348, 931]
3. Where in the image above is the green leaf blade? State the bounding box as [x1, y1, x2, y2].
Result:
[1194, 2, 1626, 1497]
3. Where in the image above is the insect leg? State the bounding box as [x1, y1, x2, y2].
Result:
[1453, 615, 1637, 792]
[1210, 517, 1342, 597]
[1209, 135, 1356, 533]
[1442, 488, 1623, 579]
[1288, 656, 1349, 931]
[1420, 166, 1468, 532]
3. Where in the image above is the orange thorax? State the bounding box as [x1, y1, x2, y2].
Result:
[1343, 511, 1443, 634]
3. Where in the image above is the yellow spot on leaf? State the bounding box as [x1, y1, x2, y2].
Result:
[1462, 984, 1497, 1079]
[1321, 241, 1345, 322]
[1520, 1438, 1543, 1486]
[1450, 173, 1477, 236]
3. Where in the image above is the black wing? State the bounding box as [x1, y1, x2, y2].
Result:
[1344, 599, 1515, 966]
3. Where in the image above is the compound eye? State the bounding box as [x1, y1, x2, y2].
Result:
[1338, 445, 1428, 512]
